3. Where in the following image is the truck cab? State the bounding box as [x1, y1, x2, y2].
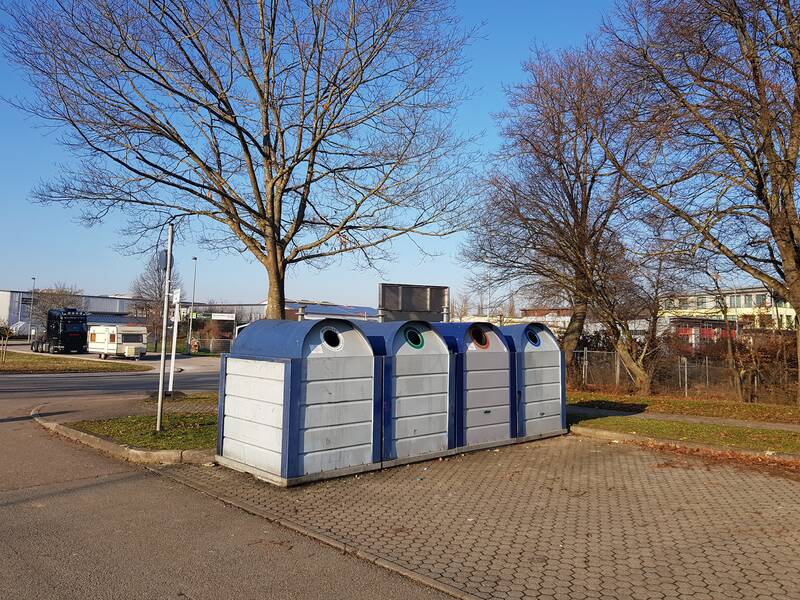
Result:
[32, 308, 88, 354]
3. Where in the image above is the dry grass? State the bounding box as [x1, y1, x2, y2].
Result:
[571, 413, 800, 455]
[71, 412, 216, 450]
[0, 351, 151, 374]
[568, 389, 800, 425]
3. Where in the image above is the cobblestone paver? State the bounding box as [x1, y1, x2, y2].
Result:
[159, 436, 800, 600]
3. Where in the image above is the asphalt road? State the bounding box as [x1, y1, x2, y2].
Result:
[0, 370, 218, 398]
[0, 365, 445, 600]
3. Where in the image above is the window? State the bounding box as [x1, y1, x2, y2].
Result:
[90, 333, 96, 342]
[728, 295, 740, 308]
[754, 294, 767, 307]
[679, 298, 689, 309]
[121, 334, 144, 343]
[696, 296, 708, 309]
[744, 295, 753, 308]
[109, 334, 116, 343]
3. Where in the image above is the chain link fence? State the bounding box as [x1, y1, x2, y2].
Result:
[568, 350, 799, 404]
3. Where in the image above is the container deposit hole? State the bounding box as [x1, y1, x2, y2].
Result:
[322, 328, 342, 350]
[470, 327, 489, 349]
[526, 330, 541, 346]
[404, 328, 424, 349]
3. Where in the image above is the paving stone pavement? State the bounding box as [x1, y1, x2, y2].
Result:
[158, 436, 800, 600]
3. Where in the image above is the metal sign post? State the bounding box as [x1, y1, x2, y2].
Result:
[168, 288, 181, 394]
[156, 224, 174, 432]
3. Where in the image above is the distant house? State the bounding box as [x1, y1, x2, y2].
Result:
[661, 285, 796, 348]
[662, 286, 796, 329]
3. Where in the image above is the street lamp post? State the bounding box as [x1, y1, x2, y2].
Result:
[28, 276, 36, 343]
[187, 257, 197, 355]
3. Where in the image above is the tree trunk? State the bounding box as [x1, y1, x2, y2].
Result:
[264, 260, 286, 320]
[722, 311, 743, 402]
[614, 339, 651, 395]
[561, 299, 588, 367]
[796, 315, 800, 405]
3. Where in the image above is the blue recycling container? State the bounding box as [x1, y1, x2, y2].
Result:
[216, 318, 381, 485]
[359, 321, 456, 462]
[431, 322, 514, 448]
[500, 323, 567, 438]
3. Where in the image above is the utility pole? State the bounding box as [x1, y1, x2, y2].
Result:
[186, 256, 197, 354]
[156, 224, 174, 432]
[168, 288, 180, 394]
[28, 276, 36, 343]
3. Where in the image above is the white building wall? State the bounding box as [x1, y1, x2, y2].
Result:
[0, 291, 11, 325]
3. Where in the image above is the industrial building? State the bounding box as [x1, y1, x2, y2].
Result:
[0, 288, 377, 337]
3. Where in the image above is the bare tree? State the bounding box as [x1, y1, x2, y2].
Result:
[463, 46, 637, 365]
[31, 282, 86, 328]
[3, 0, 474, 319]
[131, 255, 182, 348]
[450, 290, 473, 322]
[0, 320, 11, 364]
[704, 264, 746, 402]
[587, 238, 689, 394]
[506, 294, 517, 319]
[600, 0, 800, 397]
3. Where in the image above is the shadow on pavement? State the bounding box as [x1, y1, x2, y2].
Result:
[0, 411, 73, 424]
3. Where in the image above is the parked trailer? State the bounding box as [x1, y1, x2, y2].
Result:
[88, 325, 148, 360]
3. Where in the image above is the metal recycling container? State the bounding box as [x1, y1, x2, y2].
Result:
[432, 322, 513, 448]
[501, 323, 567, 438]
[359, 321, 455, 463]
[216, 318, 380, 486]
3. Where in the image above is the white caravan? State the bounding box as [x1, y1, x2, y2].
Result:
[88, 325, 148, 360]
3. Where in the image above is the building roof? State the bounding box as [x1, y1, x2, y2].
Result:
[285, 301, 377, 318]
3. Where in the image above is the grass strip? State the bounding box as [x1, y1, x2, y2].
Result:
[71, 412, 216, 450]
[569, 390, 800, 425]
[0, 351, 151, 374]
[142, 391, 218, 405]
[571, 414, 800, 455]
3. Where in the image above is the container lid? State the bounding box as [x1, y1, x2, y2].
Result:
[431, 322, 509, 353]
[358, 320, 448, 355]
[230, 318, 371, 359]
[499, 322, 560, 352]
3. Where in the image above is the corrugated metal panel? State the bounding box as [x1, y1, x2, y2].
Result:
[221, 358, 286, 477]
[385, 324, 450, 460]
[508, 323, 565, 438]
[298, 323, 375, 476]
[462, 326, 511, 446]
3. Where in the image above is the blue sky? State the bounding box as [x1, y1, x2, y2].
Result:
[0, 1, 614, 306]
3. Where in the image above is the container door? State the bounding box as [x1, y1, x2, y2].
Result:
[520, 326, 562, 436]
[300, 321, 375, 476]
[463, 325, 510, 446]
[391, 324, 449, 459]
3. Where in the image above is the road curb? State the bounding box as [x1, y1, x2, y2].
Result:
[31, 405, 214, 466]
[570, 425, 800, 462]
[154, 466, 482, 600]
